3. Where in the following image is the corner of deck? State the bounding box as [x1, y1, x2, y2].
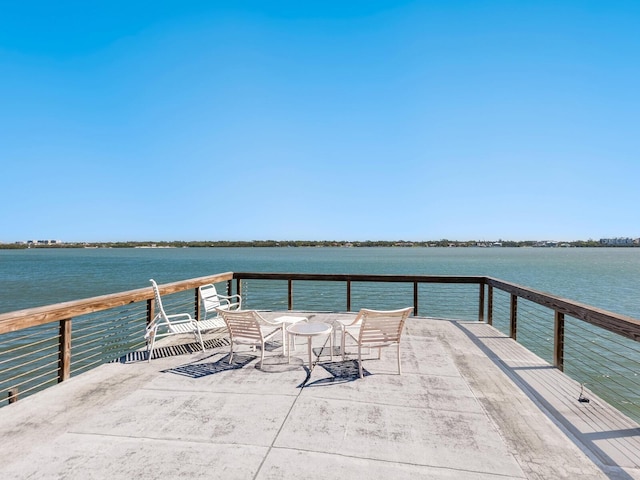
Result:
[0, 313, 638, 479]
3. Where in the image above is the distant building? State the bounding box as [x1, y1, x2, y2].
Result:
[534, 241, 559, 247]
[599, 237, 635, 246]
[27, 240, 63, 245]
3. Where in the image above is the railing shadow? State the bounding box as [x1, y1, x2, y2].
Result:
[113, 337, 230, 364]
[453, 321, 638, 480]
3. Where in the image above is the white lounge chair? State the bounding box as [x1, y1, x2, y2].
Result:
[198, 283, 242, 324]
[341, 307, 413, 378]
[215, 309, 282, 369]
[145, 279, 206, 361]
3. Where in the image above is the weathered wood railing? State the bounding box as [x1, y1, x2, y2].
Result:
[0, 272, 233, 401]
[232, 272, 640, 371]
[232, 272, 486, 319]
[484, 276, 640, 370]
[1, 272, 639, 419]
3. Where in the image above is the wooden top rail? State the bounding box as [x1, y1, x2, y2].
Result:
[235, 273, 640, 342]
[0, 272, 234, 336]
[232, 272, 486, 284]
[485, 277, 640, 342]
[1, 271, 638, 343]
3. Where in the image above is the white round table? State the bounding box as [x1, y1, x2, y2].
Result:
[270, 315, 307, 354]
[287, 322, 333, 370]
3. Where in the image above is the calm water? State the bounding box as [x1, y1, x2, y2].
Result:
[1, 247, 639, 317]
[1, 247, 639, 420]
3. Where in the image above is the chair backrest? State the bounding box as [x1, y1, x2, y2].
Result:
[149, 279, 170, 323]
[217, 309, 264, 344]
[357, 307, 413, 345]
[200, 284, 223, 312]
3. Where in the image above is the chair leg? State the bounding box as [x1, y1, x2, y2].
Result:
[397, 343, 401, 375]
[195, 326, 205, 353]
[228, 343, 234, 365]
[329, 331, 333, 362]
[147, 331, 156, 362]
[341, 331, 346, 361]
[358, 344, 363, 378]
[260, 343, 265, 369]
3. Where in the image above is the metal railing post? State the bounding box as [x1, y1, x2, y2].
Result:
[288, 279, 293, 311]
[346, 280, 351, 312]
[413, 282, 419, 316]
[478, 283, 485, 322]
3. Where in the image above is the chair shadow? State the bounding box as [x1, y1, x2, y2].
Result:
[257, 354, 305, 373]
[163, 353, 256, 378]
[264, 340, 284, 352]
[300, 359, 370, 388]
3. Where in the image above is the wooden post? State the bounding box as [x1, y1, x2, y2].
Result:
[147, 298, 154, 327]
[478, 284, 485, 322]
[510, 294, 518, 340]
[236, 278, 242, 306]
[554, 311, 565, 371]
[227, 279, 233, 297]
[58, 318, 72, 383]
[195, 288, 201, 321]
[413, 282, 419, 316]
[487, 285, 493, 326]
[346, 280, 351, 312]
[8, 388, 18, 404]
[288, 279, 293, 311]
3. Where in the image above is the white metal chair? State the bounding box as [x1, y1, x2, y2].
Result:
[199, 283, 242, 323]
[341, 307, 413, 378]
[215, 309, 282, 368]
[145, 279, 205, 361]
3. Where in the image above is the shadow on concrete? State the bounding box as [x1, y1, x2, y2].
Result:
[300, 360, 368, 388]
[162, 353, 256, 378]
[113, 337, 230, 364]
[453, 321, 638, 480]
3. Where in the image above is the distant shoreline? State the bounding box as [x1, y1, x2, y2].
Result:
[1, 239, 638, 249]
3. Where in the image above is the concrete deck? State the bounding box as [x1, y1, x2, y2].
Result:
[1, 313, 638, 479]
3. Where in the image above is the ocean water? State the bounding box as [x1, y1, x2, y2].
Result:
[1, 246, 639, 317]
[1, 246, 639, 420]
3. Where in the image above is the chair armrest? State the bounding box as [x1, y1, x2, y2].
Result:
[345, 310, 365, 327]
[217, 294, 242, 308]
[165, 313, 194, 323]
[217, 293, 241, 301]
[343, 325, 361, 342]
[254, 311, 279, 326]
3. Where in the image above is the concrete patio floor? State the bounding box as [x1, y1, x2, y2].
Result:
[0, 313, 638, 479]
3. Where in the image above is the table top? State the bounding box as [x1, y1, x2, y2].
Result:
[271, 315, 308, 324]
[287, 321, 332, 336]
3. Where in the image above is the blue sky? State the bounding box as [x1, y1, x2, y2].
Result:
[1, 1, 638, 242]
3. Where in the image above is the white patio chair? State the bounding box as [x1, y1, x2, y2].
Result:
[145, 279, 205, 361]
[215, 309, 282, 368]
[341, 307, 413, 378]
[199, 283, 242, 322]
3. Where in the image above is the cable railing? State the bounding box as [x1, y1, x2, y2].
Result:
[0, 271, 638, 423]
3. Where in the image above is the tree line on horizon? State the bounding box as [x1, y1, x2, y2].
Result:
[0, 239, 621, 249]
